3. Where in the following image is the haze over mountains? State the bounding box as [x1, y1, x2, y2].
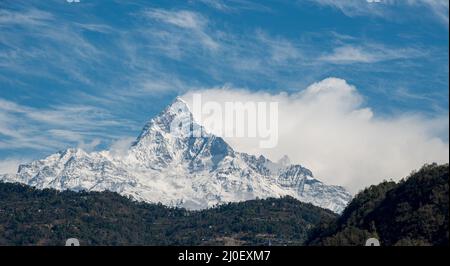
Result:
[0, 98, 351, 213]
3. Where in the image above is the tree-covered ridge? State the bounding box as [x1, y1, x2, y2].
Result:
[1, 163, 448, 246]
[307, 163, 449, 246]
[0, 182, 336, 246]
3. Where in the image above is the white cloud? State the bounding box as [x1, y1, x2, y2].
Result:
[255, 31, 302, 64]
[144, 9, 206, 29]
[196, 0, 232, 11]
[109, 137, 136, 157]
[78, 138, 102, 152]
[0, 8, 107, 86]
[182, 78, 449, 193]
[309, 0, 385, 17]
[310, 0, 449, 25]
[320, 44, 424, 64]
[195, 0, 272, 13]
[320, 46, 377, 63]
[420, 0, 449, 25]
[0, 9, 53, 26]
[0, 158, 26, 175]
[143, 8, 219, 50]
[0, 98, 134, 151]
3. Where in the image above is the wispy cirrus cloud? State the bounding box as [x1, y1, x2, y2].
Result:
[319, 44, 425, 64]
[0, 8, 108, 87]
[309, 0, 449, 26]
[109, 8, 307, 96]
[194, 0, 272, 13]
[254, 31, 302, 64]
[308, 0, 386, 17]
[143, 8, 219, 50]
[1, 2, 436, 101]
[421, 0, 450, 25]
[0, 98, 136, 151]
[0, 8, 53, 26]
[144, 9, 206, 29]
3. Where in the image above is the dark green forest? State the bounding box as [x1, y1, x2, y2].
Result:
[0, 163, 448, 246]
[306, 163, 449, 246]
[0, 183, 335, 246]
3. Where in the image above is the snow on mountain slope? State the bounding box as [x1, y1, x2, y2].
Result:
[0, 98, 352, 213]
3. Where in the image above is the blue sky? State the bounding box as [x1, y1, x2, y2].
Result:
[0, 0, 448, 178]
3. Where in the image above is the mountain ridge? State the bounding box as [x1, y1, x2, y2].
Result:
[0, 98, 352, 213]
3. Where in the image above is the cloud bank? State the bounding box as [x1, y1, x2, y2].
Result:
[183, 78, 449, 193]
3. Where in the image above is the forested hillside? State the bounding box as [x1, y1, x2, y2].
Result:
[307, 163, 449, 246]
[1, 164, 448, 246]
[0, 182, 335, 246]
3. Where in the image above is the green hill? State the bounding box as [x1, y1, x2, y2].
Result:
[0, 182, 336, 246]
[306, 163, 449, 246]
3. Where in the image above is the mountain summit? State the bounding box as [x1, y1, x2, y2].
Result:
[1, 98, 352, 213]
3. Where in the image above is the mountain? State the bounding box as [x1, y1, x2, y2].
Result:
[0, 97, 351, 213]
[306, 163, 449, 246]
[0, 182, 337, 246]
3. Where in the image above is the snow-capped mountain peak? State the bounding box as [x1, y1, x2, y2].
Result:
[134, 97, 194, 143]
[0, 98, 352, 213]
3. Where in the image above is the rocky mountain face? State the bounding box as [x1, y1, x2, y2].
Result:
[0, 98, 352, 213]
